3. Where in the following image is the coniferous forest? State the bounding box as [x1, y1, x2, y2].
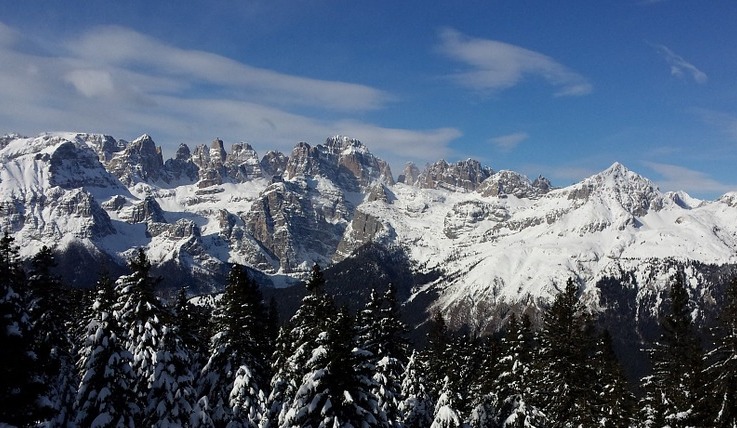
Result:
[3, 230, 737, 428]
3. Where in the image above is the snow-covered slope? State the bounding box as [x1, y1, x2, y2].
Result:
[2, 132, 737, 330]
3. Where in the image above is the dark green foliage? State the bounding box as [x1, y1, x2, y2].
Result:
[703, 276, 737, 427]
[115, 248, 168, 416]
[27, 245, 78, 424]
[640, 274, 704, 427]
[75, 272, 140, 427]
[534, 278, 600, 427]
[199, 263, 270, 427]
[595, 330, 637, 427]
[264, 264, 337, 427]
[285, 308, 385, 427]
[0, 231, 45, 426]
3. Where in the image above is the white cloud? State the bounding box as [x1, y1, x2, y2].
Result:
[694, 109, 737, 141]
[64, 69, 115, 98]
[644, 161, 734, 194]
[0, 21, 461, 169]
[65, 26, 391, 111]
[437, 28, 592, 96]
[651, 43, 708, 84]
[489, 132, 529, 151]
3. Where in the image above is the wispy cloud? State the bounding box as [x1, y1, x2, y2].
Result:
[489, 132, 529, 151]
[651, 43, 708, 84]
[437, 28, 592, 97]
[644, 161, 734, 194]
[694, 109, 737, 141]
[0, 21, 460, 168]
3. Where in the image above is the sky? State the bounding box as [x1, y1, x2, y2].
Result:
[1, 1, 736, 199]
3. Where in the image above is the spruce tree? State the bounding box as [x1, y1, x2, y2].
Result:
[198, 263, 270, 427]
[114, 248, 167, 418]
[263, 264, 335, 427]
[491, 313, 545, 428]
[399, 351, 434, 428]
[284, 308, 384, 427]
[640, 274, 704, 428]
[535, 278, 599, 427]
[595, 330, 637, 427]
[703, 276, 737, 427]
[357, 286, 410, 427]
[430, 377, 462, 428]
[27, 245, 77, 425]
[145, 324, 197, 427]
[0, 231, 44, 426]
[75, 271, 140, 427]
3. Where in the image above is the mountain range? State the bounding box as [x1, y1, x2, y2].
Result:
[2, 132, 736, 365]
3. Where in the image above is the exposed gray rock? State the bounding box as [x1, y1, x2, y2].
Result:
[105, 134, 165, 186]
[416, 159, 492, 192]
[260, 150, 289, 179]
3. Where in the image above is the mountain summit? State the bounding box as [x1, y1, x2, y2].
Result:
[1, 132, 736, 338]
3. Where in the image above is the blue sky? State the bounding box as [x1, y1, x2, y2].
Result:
[1, 1, 736, 199]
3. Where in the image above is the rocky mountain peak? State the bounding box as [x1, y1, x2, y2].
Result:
[260, 151, 289, 179]
[225, 142, 262, 181]
[560, 162, 664, 216]
[477, 170, 546, 199]
[106, 134, 164, 186]
[398, 162, 421, 185]
[285, 137, 393, 191]
[416, 158, 492, 192]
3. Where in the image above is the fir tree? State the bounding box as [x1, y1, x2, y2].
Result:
[263, 264, 335, 427]
[145, 324, 197, 427]
[703, 276, 737, 427]
[430, 377, 462, 428]
[75, 272, 140, 427]
[199, 263, 270, 427]
[640, 274, 704, 428]
[357, 286, 410, 427]
[173, 286, 211, 371]
[534, 278, 600, 427]
[595, 330, 637, 427]
[399, 351, 434, 428]
[491, 313, 545, 428]
[114, 248, 167, 417]
[27, 245, 77, 425]
[0, 231, 44, 426]
[284, 308, 384, 428]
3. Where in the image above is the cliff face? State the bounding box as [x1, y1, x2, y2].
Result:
[3, 132, 737, 351]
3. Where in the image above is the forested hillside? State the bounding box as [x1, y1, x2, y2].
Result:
[3, 232, 737, 427]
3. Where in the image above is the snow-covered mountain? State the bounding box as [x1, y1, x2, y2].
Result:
[2, 132, 737, 336]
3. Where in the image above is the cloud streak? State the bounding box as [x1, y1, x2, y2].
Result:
[651, 43, 708, 84]
[489, 132, 529, 151]
[437, 28, 592, 97]
[644, 161, 734, 195]
[0, 21, 460, 169]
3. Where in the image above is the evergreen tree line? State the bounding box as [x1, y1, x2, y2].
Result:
[3, 230, 737, 427]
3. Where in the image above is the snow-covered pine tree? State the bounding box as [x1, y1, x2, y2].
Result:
[430, 377, 462, 428]
[702, 276, 737, 426]
[639, 274, 704, 428]
[284, 308, 385, 428]
[198, 263, 269, 427]
[75, 271, 140, 427]
[594, 330, 636, 427]
[229, 365, 267, 428]
[27, 245, 78, 425]
[263, 264, 335, 427]
[489, 313, 546, 427]
[357, 286, 410, 427]
[145, 324, 197, 427]
[114, 248, 167, 418]
[534, 278, 600, 427]
[173, 286, 211, 372]
[399, 351, 434, 428]
[0, 231, 45, 426]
